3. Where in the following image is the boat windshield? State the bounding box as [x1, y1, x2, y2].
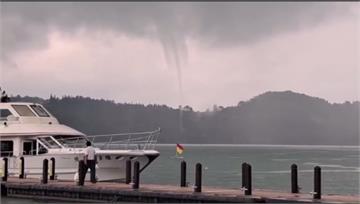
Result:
[53, 135, 88, 148]
[12, 105, 36, 117]
[30, 105, 50, 117]
[38, 136, 62, 149]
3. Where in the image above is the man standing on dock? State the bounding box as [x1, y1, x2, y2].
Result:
[83, 141, 97, 183]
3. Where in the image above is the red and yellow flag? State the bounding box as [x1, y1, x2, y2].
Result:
[176, 143, 184, 155]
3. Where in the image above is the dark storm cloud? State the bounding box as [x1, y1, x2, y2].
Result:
[190, 2, 352, 47]
[0, 2, 353, 61]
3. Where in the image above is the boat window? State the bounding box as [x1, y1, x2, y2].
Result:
[11, 105, 36, 117]
[115, 156, 123, 160]
[0, 109, 13, 121]
[38, 142, 48, 154]
[23, 140, 36, 155]
[30, 105, 50, 117]
[1, 141, 13, 157]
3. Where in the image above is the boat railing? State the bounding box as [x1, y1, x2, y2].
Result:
[56, 128, 160, 150]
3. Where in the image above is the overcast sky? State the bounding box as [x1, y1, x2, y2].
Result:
[1, 2, 359, 111]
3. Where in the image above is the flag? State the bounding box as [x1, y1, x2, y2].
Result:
[176, 143, 184, 155]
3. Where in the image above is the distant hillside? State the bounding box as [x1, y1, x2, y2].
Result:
[10, 91, 359, 145]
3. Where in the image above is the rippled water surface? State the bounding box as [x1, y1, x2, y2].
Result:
[142, 145, 359, 195]
[2, 145, 359, 203]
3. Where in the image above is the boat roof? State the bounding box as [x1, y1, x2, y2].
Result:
[0, 101, 85, 137]
[0, 102, 40, 105]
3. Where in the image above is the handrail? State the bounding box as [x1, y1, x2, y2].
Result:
[87, 128, 160, 137]
[55, 128, 161, 150]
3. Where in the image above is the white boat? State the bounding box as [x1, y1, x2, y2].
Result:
[0, 101, 160, 181]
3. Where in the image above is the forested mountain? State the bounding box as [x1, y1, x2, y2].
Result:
[10, 91, 359, 145]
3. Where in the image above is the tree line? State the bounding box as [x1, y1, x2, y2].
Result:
[10, 90, 359, 145]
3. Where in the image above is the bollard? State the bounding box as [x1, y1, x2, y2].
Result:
[19, 157, 25, 179]
[2, 158, 8, 182]
[50, 157, 55, 180]
[314, 166, 321, 199]
[194, 163, 202, 193]
[132, 161, 140, 189]
[77, 160, 86, 186]
[125, 159, 131, 184]
[291, 164, 299, 193]
[180, 160, 187, 187]
[244, 163, 252, 195]
[41, 159, 48, 184]
[242, 162, 247, 188]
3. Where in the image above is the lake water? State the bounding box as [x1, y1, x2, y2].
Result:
[2, 144, 359, 203]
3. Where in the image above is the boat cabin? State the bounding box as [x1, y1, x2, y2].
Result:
[0, 102, 86, 158]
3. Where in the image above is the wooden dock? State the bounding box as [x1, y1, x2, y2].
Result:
[1, 177, 359, 203]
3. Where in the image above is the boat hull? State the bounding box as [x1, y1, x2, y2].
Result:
[2, 151, 159, 181]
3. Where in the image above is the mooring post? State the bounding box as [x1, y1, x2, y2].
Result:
[132, 161, 140, 189]
[291, 164, 299, 193]
[244, 163, 252, 195]
[50, 157, 55, 180]
[180, 160, 187, 187]
[41, 159, 48, 184]
[314, 166, 321, 199]
[2, 158, 8, 182]
[194, 163, 202, 193]
[77, 160, 85, 186]
[125, 159, 132, 184]
[19, 157, 25, 179]
[242, 162, 247, 188]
